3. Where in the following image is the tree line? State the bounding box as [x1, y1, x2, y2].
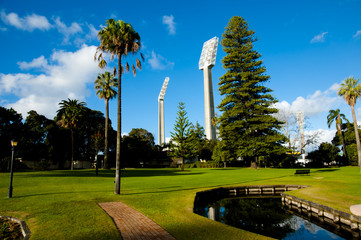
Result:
[0, 104, 170, 172]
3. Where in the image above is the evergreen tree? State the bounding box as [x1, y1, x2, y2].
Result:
[218, 16, 286, 165]
[170, 102, 197, 171]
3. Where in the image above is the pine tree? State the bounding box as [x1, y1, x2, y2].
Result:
[170, 102, 197, 171]
[218, 16, 286, 165]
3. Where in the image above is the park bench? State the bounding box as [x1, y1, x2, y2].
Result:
[295, 169, 310, 175]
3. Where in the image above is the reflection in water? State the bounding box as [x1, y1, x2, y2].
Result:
[194, 197, 345, 240]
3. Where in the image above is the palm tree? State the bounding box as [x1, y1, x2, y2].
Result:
[94, 71, 118, 169]
[56, 99, 86, 170]
[338, 76, 361, 168]
[327, 109, 349, 159]
[95, 19, 143, 194]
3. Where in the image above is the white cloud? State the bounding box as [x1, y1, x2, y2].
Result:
[148, 51, 174, 70]
[162, 15, 176, 35]
[54, 17, 83, 44]
[274, 85, 339, 117]
[18, 56, 48, 70]
[353, 30, 361, 39]
[0, 10, 51, 31]
[310, 32, 328, 43]
[0, 45, 99, 119]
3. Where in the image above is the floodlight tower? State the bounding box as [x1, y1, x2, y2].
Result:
[199, 36, 218, 140]
[158, 77, 170, 145]
[296, 111, 305, 155]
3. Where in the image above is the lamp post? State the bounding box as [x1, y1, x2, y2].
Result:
[8, 139, 17, 198]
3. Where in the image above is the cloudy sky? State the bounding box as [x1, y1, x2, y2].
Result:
[1, 0, 361, 151]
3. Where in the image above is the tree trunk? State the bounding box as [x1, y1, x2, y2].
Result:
[115, 55, 122, 194]
[351, 105, 361, 169]
[340, 131, 348, 159]
[181, 157, 184, 171]
[71, 129, 74, 170]
[95, 153, 98, 175]
[104, 99, 109, 169]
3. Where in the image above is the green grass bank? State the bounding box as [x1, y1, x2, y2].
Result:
[1, 167, 361, 239]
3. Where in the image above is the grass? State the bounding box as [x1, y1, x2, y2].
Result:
[1, 167, 361, 239]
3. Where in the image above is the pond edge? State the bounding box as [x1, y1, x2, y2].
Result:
[194, 185, 361, 235]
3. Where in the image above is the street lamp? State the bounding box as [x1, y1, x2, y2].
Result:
[8, 139, 17, 198]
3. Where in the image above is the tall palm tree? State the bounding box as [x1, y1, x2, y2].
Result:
[56, 99, 86, 170]
[327, 109, 349, 159]
[338, 76, 361, 168]
[94, 71, 118, 169]
[95, 19, 143, 194]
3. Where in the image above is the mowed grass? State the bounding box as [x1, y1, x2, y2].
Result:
[1, 167, 361, 239]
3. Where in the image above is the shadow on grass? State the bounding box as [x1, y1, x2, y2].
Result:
[210, 168, 237, 171]
[12, 190, 111, 198]
[20, 169, 203, 178]
[313, 169, 340, 173]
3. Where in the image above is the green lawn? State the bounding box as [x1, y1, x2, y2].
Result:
[1, 167, 361, 239]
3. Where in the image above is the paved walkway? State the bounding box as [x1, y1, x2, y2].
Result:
[98, 202, 176, 240]
[351, 204, 361, 216]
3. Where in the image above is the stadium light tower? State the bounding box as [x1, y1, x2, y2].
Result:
[158, 77, 170, 145]
[296, 111, 305, 155]
[199, 36, 218, 140]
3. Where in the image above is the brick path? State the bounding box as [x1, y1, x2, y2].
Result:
[98, 202, 176, 240]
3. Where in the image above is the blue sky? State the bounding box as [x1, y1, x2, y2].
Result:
[1, 0, 361, 150]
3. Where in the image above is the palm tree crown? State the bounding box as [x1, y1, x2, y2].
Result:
[57, 99, 86, 129]
[338, 76, 361, 107]
[327, 109, 348, 132]
[95, 19, 143, 75]
[94, 71, 118, 100]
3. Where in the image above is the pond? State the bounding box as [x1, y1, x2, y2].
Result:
[194, 196, 357, 239]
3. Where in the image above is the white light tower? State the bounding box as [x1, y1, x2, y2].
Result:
[199, 36, 218, 140]
[296, 111, 305, 156]
[158, 77, 170, 145]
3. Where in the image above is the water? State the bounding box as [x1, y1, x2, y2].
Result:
[194, 196, 350, 239]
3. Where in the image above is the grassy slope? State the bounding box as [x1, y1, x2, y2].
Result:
[0, 167, 360, 239]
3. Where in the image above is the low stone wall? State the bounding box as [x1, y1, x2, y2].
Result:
[282, 194, 361, 237]
[194, 185, 308, 209]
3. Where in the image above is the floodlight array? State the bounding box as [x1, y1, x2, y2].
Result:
[199, 36, 219, 70]
[158, 77, 170, 101]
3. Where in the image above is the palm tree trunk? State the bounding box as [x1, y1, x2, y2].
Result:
[115, 55, 122, 194]
[351, 105, 361, 169]
[340, 132, 348, 159]
[104, 99, 109, 169]
[71, 129, 74, 170]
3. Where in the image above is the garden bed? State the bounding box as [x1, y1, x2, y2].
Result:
[0, 217, 23, 240]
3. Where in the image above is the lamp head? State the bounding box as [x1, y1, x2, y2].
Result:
[11, 140, 18, 147]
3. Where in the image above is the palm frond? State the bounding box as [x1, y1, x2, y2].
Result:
[132, 65, 136, 76]
[136, 58, 141, 70]
[126, 63, 130, 72]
